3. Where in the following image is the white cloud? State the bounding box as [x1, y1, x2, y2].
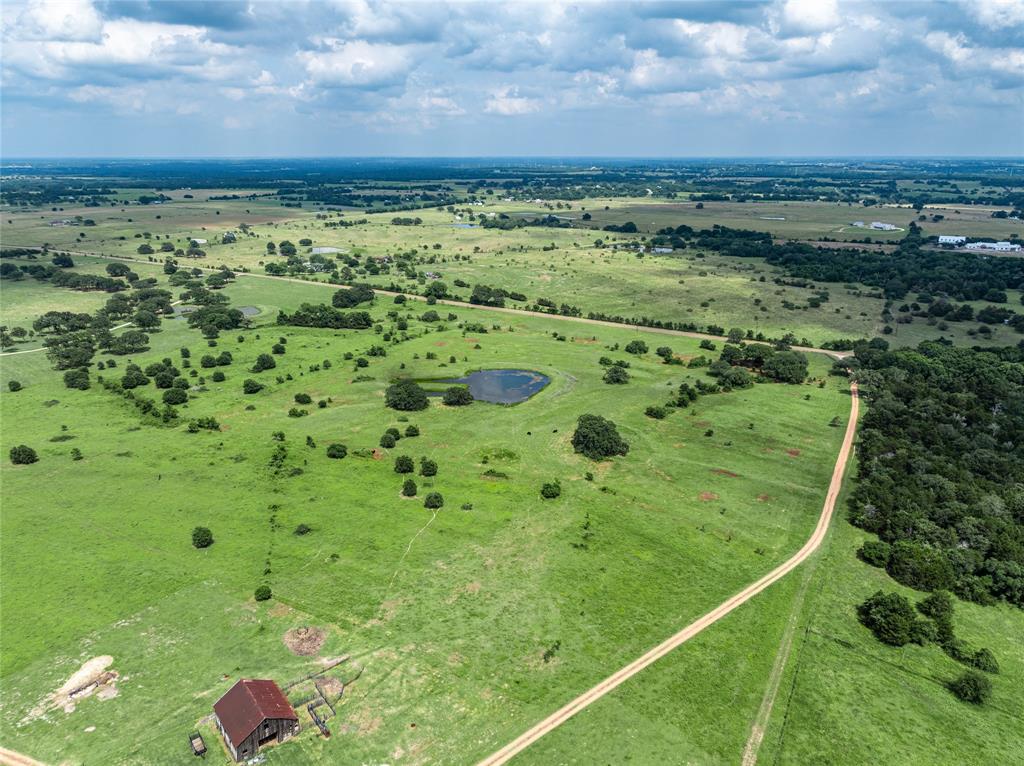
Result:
[777, 0, 841, 36]
[963, 0, 1024, 29]
[298, 40, 417, 88]
[484, 86, 541, 115]
[13, 0, 103, 42]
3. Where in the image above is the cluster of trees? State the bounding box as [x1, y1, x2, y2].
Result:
[385, 379, 430, 411]
[1, 259, 130, 292]
[276, 304, 374, 330]
[846, 341, 1024, 606]
[470, 284, 524, 307]
[572, 414, 629, 460]
[332, 283, 375, 308]
[712, 343, 809, 384]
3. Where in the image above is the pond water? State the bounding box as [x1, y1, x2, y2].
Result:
[450, 223, 478, 228]
[436, 369, 549, 404]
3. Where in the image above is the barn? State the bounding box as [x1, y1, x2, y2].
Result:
[213, 679, 299, 762]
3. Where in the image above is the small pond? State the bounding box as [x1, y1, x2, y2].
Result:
[434, 369, 549, 404]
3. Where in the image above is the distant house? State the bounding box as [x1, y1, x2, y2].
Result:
[938, 235, 966, 245]
[653, 246, 674, 254]
[965, 241, 1022, 252]
[311, 246, 341, 255]
[191, 238, 208, 245]
[213, 679, 298, 762]
[870, 222, 898, 231]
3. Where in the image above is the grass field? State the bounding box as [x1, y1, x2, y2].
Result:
[1, 271, 854, 764]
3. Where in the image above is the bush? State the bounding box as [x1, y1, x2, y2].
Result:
[326, 443, 347, 459]
[917, 590, 954, 622]
[858, 540, 891, 568]
[163, 388, 188, 405]
[540, 481, 562, 499]
[243, 379, 263, 394]
[191, 526, 214, 549]
[294, 523, 312, 536]
[420, 458, 438, 477]
[251, 353, 276, 372]
[272, 343, 286, 355]
[63, 368, 90, 390]
[385, 427, 401, 441]
[886, 540, 956, 592]
[424, 492, 444, 509]
[294, 393, 312, 405]
[645, 405, 667, 419]
[9, 445, 38, 465]
[380, 433, 397, 448]
[949, 670, 992, 704]
[211, 370, 226, 382]
[7, 381, 22, 392]
[603, 365, 629, 384]
[405, 424, 420, 437]
[254, 585, 272, 602]
[857, 590, 917, 646]
[442, 385, 474, 405]
[394, 455, 414, 473]
[572, 414, 629, 460]
[625, 340, 648, 354]
[385, 379, 429, 411]
[402, 478, 417, 497]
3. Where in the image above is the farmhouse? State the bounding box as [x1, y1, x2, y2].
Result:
[653, 246, 674, 253]
[213, 679, 298, 762]
[965, 241, 1022, 252]
[938, 235, 967, 245]
[311, 246, 341, 254]
[870, 221, 898, 231]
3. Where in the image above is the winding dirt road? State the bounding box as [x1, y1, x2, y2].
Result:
[477, 381, 859, 766]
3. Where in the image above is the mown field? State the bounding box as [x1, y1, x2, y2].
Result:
[4, 193, 1021, 349]
[0, 270, 854, 764]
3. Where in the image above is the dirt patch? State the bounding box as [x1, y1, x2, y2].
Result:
[711, 468, 740, 478]
[464, 337, 479, 343]
[786, 448, 801, 457]
[316, 676, 343, 698]
[269, 602, 293, 618]
[757, 494, 771, 502]
[345, 707, 383, 737]
[695, 420, 712, 428]
[371, 448, 385, 460]
[23, 656, 120, 723]
[283, 626, 326, 656]
[572, 337, 599, 345]
[700, 491, 719, 501]
[433, 341, 447, 346]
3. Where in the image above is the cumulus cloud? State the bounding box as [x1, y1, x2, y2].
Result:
[298, 39, 417, 88]
[484, 86, 542, 116]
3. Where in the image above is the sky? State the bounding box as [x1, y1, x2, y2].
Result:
[1, 0, 1022, 158]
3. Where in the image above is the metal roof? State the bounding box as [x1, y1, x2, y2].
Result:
[213, 679, 297, 748]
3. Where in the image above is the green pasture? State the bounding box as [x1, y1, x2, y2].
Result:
[1, 273, 852, 764]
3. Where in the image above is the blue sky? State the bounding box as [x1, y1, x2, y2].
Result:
[2, 0, 1022, 157]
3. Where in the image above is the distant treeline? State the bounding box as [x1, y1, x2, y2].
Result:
[276, 304, 373, 329]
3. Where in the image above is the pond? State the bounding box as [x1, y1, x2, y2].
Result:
[435, 369, 549, 404]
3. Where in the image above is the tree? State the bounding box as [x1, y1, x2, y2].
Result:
[326, 443, 347, 459]
[856, 590, 918, 646]
[294, 393, 312, 405]
[9, 445, 38, 465]
[385, 379, 429, 411]
[917, 590, 954, 623]
[420, 457, 438, 477]
[405, 424, 420, 437]
[887, 540, 956, 592]
[254, 585, 272, 602]
[132, 310, 160, 330]
[625, 340, 648, 354]
[442, 386, 474, 406]
[63, 368, 90, 390]
[858, 540, 891, 568]
[163, 388, 188, 405]
[251, 353, 276, 372]
[191, 526, 214, 548]
[949, 670, 992, 704]
[572, 414, 629, 460]
[763, 350, 809, 383]
[52, 253, 74, 268]
[380, 433, 397, 448]
[424, 492, 444, 509]
[8, 380, 22, 392]
[645, 405, 667, 419]
[727, 328, 745, 343]
[243, 378, 263, 394]
[603, 365, 629, 384]
[402, 478, 417, 497]
[294, 523, 312, 536]
[541, 481, 562, 499]
[211, 370, 226, 382]
[394, 455, 414, 473]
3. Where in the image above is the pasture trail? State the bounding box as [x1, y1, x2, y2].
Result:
[378, 509, 439, 616]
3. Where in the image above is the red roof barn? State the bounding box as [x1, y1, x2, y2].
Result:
[213, 679, 298, 762]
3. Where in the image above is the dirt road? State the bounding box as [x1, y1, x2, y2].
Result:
[0, 747, 48, 766]
[476, 382, 860, 766]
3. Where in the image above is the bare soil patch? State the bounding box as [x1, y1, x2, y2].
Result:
[699, 491, 719, 502]
[23, 656, 119, 723]
[757, 494, 771, 502]
[464, 337, 480, 343]
[283, 626, 326, 656]
[371, 448, 385, 460]
[711, 468, 740, 478]
[433, 341, 447, 346]
[316, 677, 343, 698]
[786, 448, 801, 457]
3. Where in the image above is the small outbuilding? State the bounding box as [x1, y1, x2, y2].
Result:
[213, 679, 298, 762]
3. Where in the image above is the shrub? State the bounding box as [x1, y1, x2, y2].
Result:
[420, 458, 438, 477]
[191, 526, 214, 549]
[385, 427, 401, 441]
[385, 379, 429, 411]
[251, 353, 276, 372]
[858, 540, 891, 568]
[294, 393, 313, 405]
[424, 492, 444, 509]
[326, 443, 347, 459]
[63, 368, 90, 390]
[405, 424, 420, 437]
[243, 379, 263, 394]
[917, 590, 954, 622]
[7, 381, 22, 392]
[287, 407, 308, 418]
[402, 479, 417, 497]
[394, 455, 414, 473]
[625, 340, 648, 354]
[541, 481, 562, 499]
[254, 585, 272, 602]
[201, 355, 217, 368]
[949, 670, 992, 704]
[857, 590, 918, 646]
[380, 433, 397, 448]
[272, 343, 286, 355]
[442, 385, 474, 405]
[9, 445, 38, 465]
[211, 370, 226, 382]
[645, 405, 667, 419]
[572, 414, 629, 460]
[163, 388, 188, 405]
[886, 540, 956, 591]
[603, 365, 629, 384]
[294, 523, 312, 536]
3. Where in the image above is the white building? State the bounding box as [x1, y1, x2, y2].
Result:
[965, 241, 1022, 252]
[653, 247, 674, 253]
[311, 246, 341, 255]
[870, 222, 898, 231]
[938, 235, 966, 245]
